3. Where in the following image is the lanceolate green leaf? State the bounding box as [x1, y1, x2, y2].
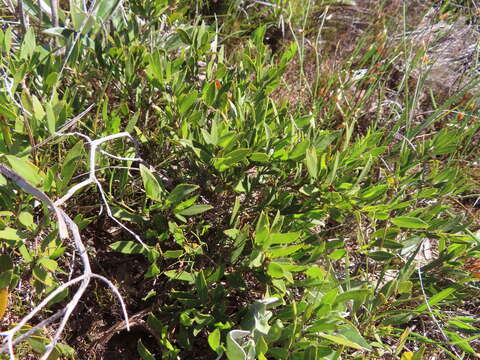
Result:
[137, 339, 155, 360]
[289, 139, 309, 161]
[267, 244, 304, 258]
[269, 232, 300, 245]
[95, 0, 122, 23]
[178, 90, 198, 115]
[109, 241, 146, 255]
[317, 333, 369, 350]
[213, 148, 250, 171]
[139, 164, 164, 202]
[20, 28, 36, 59]
[59, 140, 84, 191]
[203, 81, 216, 107]
[177, 204, 213, 216]
[163, 270, 195, 284]
[415, 287, 456, 312]
[208, 328, 221, 352]
[167, 184, 199, 205]
[305, 147, 318, 179]
[360, 184, 388, 201]
[6, 155, 44, 186]
[391, 216, 428, 229]
[335, 289, 370, 304]
[338, 326, 372, 351]
[0, 227, 28, 242]
[195, 270, 208, 304]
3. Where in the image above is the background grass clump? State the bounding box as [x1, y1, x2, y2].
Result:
[0, 0, 479, 359]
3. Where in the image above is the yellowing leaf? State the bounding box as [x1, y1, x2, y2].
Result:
[0, 288, 8, 320]
[401, 352, 414, 360]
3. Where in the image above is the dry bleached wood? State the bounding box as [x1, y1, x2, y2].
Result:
[0, 130, 150, 359]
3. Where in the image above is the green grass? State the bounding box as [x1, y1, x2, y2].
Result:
[0, 0, 479, 359]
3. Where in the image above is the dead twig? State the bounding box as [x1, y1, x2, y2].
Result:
[0, 128, 150, 359]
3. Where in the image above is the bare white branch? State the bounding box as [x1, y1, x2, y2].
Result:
[0, 164, 68, 239]
[0, 129, 146, 358]
[55, 131, 148, 248]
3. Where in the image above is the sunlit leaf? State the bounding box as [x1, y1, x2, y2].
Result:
[391, 216, 428, 229]
[109, 241, 146, 254]
[208, 328, 221, 352]
[317, 333, 367, 350]
[415, 287, 456, 312]
[6, 155, 44, 186]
